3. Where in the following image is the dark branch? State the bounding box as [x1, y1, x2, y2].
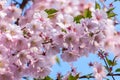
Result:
[79, 73, 120, 79]
[12, 0, 29, 25]
[20, 0, 29, 10]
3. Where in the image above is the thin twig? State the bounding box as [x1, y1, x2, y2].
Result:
[19, 0, 28, 10]
[12, 0, 29, 25]
[79, 73, 120, 79]
[103, 57, 116, 80]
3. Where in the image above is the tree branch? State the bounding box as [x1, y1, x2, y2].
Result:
[20, 0, 28, 10]
[12, 0, 29, 25]
[79, 73, 120, 79]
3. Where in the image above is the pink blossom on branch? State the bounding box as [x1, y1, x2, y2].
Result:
[0, 0, 119, 79]
[93, 62, 106, 80]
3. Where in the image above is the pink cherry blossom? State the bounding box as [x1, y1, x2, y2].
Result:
[64, 32, 77, 45]
[0, 0, 119, 79]
[93, 62, 106, 80]
[61, 50, 79, 62]
[0, 71, 14, 80]
[0, 44, 9, 57]
[5, 5, 22, 19]
[92, 9, 107, 23]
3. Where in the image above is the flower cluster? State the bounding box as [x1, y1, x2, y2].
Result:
[0, 0, 119, 80]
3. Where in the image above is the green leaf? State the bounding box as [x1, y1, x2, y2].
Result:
[43, 76, 53, 80]
[115, 68, 120, 72]
[106, 57, 117, 66]
[34, 78, 39, 80]
[68, 74, 77, 80]
[34, 76, 53, 80]
[95, 2, 101, 9]
[68, 74, 79, 80]
[56, 56, 60, 65]
[74, 15, 84, 23]
[106, 57, 113, 66]
[45, 8, 58, 15]
[106, 8, 117, 18]
[107, 12, 117, 18]
[83, 9, 92, 18]
[45, 8, 58, 18]
[107, 8, 115, 13]
[74, 73, 80, 79]
[61, 28, 67, 33]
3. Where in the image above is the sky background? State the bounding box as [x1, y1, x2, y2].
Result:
[7, 0, 120, 80]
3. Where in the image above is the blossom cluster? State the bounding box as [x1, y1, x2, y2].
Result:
[0, 0, 119, 80]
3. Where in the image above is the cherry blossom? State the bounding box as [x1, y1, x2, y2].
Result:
[61, 50, 79, 62]
[93, 62, 106, 80]
[0, 0, 119, 80]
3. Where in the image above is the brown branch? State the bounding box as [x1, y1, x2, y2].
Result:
[20, 0, 29, 10]
[12, 0, 29, 25]
[107, 73, 120, 76]
[79, 75, 94, 79]
[79, 73, 120, 79]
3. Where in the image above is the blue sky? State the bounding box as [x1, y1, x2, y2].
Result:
[7, 0, 120, 80]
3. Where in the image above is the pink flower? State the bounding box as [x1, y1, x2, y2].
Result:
[19, 16, 32, 26]
[0, 44, 9, 57]
[93, 32, 105, 47]
[0, 1, 7, 10]
[80, 18, 99, 33]
[29, 35, 42, 47]
[92, 9, 107, 23]
[61, 50, 79, 62]
[0, 11, 6, 18]
[0, 71, 14, 80]
[64, 32, 77, 45]
[56, 14, 73, 28]
[14, 37, 28, 51]
[78, 0, 87, 12]
[5, 6, 22, 19]
[53, 34, 64, 46]
[0, 21, 7, 33]
[0, 0, 118, 79]
[47, 43, 60, 55]
[26, 20, 41, 33]
[9, 64, 25, 80]
[0, 34, 13, 48]
[15, 50, 30, 66]
[93, 62, 106, 80]
[24, 61, 51, 78]
[0, 57, 9, 73]
[6, 24, 23, 38]
[37, 67, 51, 78]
